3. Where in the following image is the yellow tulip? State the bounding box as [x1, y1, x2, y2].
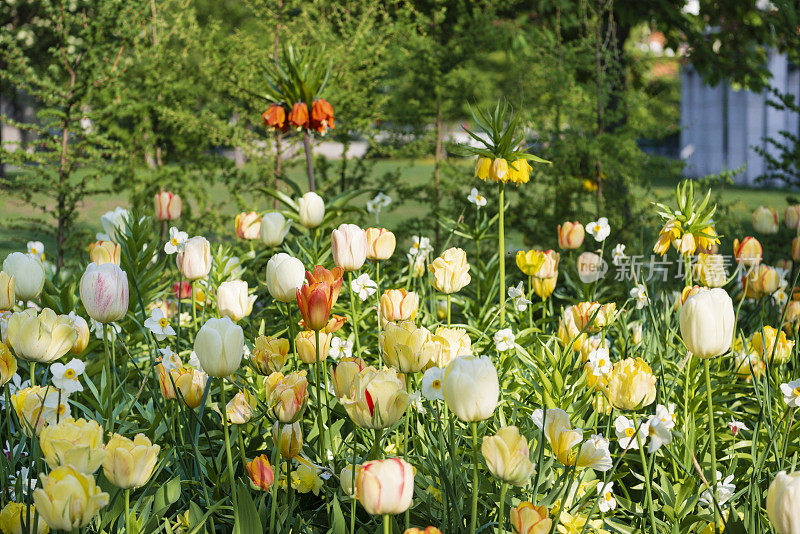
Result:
[515, 250, 545, 277]
[68, 314, 90, 355]
[265, 370, 308, 423]
[0, 502, 50, 534]
[39, 418, 105, 474]
[733, 237, 762, 268]
[32, 465, 109, 531]
[365, 228, 397, 261]
[604, 358, 657, 411]
[103, 433, 160, 489]
[6, 309, 77, 363]
[11, 386, 70, 436]
[88, 240, 121, 265]
[0, 271, 14, 311]
[753, 206, 779, 234]
[571, 302, 616, 333]
[380, 321, 436, 373]
[481, 426, 535, 486]
[157, 364, 207, 409]
[533, 274, 558, 299]
[0, 341, 17, 386]
[751, 326, 794, 364]
[295, 330, 332, 364]
[342, 367, 409, 429]
[272, 421, 303, 459]
[429, 247, 471, 294]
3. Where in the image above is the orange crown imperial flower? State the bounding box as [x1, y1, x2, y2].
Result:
[262, 104, 286, 130]
[311, 99, 335, 134]
[288, 102, 309, 129]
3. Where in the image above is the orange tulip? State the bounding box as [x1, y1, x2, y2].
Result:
[246, 454, 274, 490]
[262, 104, 286, 130]
[288, 102, 309, 129]
[297, 266, 344, 332]
[310, 99, 335, 134]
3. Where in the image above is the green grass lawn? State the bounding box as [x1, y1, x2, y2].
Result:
[0, 157, 793, 261]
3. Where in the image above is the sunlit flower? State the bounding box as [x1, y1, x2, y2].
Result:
[645, 404, 675, 453]
[50, 359, 86, 394]
[780, 379, 800, 408]
[699, 472, 736, 508]
[611, 244, 627, 266]
[330, 337, 353, 360]
[728, 418, 748, 436]
[614, 416, 645, 450]
[494, 328, 515, 352]
[164, 227, 188, 255]
[350, 273, 377, 301]
[531, 408, 611, 471]
[144, 308, 175, 341]
[587, 348, 612, 376]
[596, 481, 617, 513]
[467, 188, 487, 208]
[630, 284, 649, 309]
[586, 217, 610, 242]
[27, 241, 45, 261]
[158, 347, 182, 372]
[508, 282, 532, 311]
[421, 367, 445, 401]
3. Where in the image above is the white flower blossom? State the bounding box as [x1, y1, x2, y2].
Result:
[330, 337, 353, 360]
[159, 347, 182, 373]
[493, 328, 516, 352]
[614, 416, 646, 450]
[467, 188, 487, 208]
[164, 227, 189, 255]
[781, 379, 800, 408]
[611, 243, 627, 266]
[27, 241, 45, 260]
[588, 347, 612, 376]
[144, 308, 176, 341]
[421, 367, 445, 401]
[350, 273, 377, 301]
[587, 217, 611, 242]
[508, 282, 532, 312]
[50, 359, 86, 394]
[699, 471, 736, 508]
[630, 284, 649, 309]
[728, 417, 748, 436]
[597, 481, 617, 513]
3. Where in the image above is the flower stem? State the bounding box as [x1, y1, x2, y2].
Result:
[376, 261, 382, 367]
[470, 421, 479, 534]
[285, 302, 296, 371]
[348, 271, 361, 356]
[102, 323, 113, 432]
[269, 426, 281, 533]
[124, 488, 131, 533]
[635, 426, 657, 533]
[498, 183, 506, 327]
[498, 482, 508, 534]
[220, 378, 239, 524]
[447, 294, 451, 327]
[384, 514, 391, 534]
[313, 335, 325, 461]
[704, 358, 719, 531]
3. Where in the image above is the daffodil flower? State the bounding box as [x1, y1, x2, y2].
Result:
[51, 359, 86, 394]
[144, 309, 176, 341]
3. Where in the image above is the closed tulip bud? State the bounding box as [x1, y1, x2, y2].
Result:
[481, 426, 535, 486]
[88, 241, 121, 266]
[630, 323, 643, 345]
[0, 342, 16, 386]
[340, 464, 361, 498]
[0, 271, 14, 310]
[604, 357, 657, 411]
[443, 355, 499, 422]
[296, 266, 344, 331]
[298, 192, 325, 228]
[235, 211, 261, 240]
[331, 356, 367, 398]
[157, 365, 207, 409]
[753, 206, 779, 234]
[216, 280, 256, 322]
[693, 253, 727, 288]
[571, 302, 616, 333]
[365, 228, 396, 260]
[342, 367, 409, 429]
[490, 158, 509, 182]
[535, 250, 559, 279]
[251, 335, 290, 374]
[761, 266, 781, 294]
[680, 287, 735, 358]
[510, 502, 552, 534]
[272, 421, 303, 459]
[356, 458, 415, 515]
[154, 191, 182, 221]
[6, 308, 76, 363]
[515, 250, 545, 277]
[266, 253, 306, 303]
[532, 274, 557, 299]
[265, 370, 308, 423]
[751, 326, 794, 364]
[380, 289, 419, 325]
[576, 252, 604, 283]
[429, 247, 471, 294]
[733, 237, 762, 268]
[246, 454, 275, 491]
[786, 205, 800, 231]
[0, 502, 50, 534]
[176, 236, 212, 281]
[260, 212, 292, 247]
[33, 465, 109, 531]
[295, 330, 331, 364]
[332, 224, 368, 271]
[39, 418, 105, 474]
[767, 470, 800, 534]
[80, 263, 129, 324]
[430, 327, 472, 368]
[103, 433, 160, 489]
[558, 222, 585, 250]
[194, 317, 244, 377]
[3, 252, 45, 302]
[380, 321, 436, 373]
[288, 102, 309, 129]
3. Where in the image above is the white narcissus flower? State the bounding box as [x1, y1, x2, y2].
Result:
[587, 217, 611, 242]
[27, 241, 45, 260]
[728, 417, 748, 436]
[781, 379, 800, 408]
[89, 318, 121, 340]
[351, 273, 377, 301]
[164, 227, 188, 255]
[467, 188, 487, 208]
[329, 337, 353, 360]
[158, 347, 182, 372]
[0, 374, 28, 408]
[630, 284, 649, 309]
[699, 471, 736, 508]
[493, 328, 515, 352]
[597, 481, 617, 513]
[508, 282, 532, 312]
[588, 347, 612, 376]
[611, 243, 627, 266]
[409, 236, 432, 258]
[41, 389, 71, 426]
[50, 359, 86, 394]
[421, 367, 445, 401]
[144, 308, 176, 341]
[646, 404, 675, 453]
[8, 466, 37, 499]
[614, 416, 646, 450]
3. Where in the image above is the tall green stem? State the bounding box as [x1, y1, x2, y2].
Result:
[376, 261, 382, 367]
[497, 482, 508, 534]
[470, 421, 479, 534]
[498, 183, 506, 327]
[313, 336, 325, 461]
[384, 515, 391, 534]
[446, 294, 451, 327]
[124, 488, 131, 534]
[635, 426, 657, 533]
[285, 302, 296, 371]
[220, 378, 239, 527]
[704, 359, 719, 531]
[269, 426, 281, 533]
[102, 323, 113, 432]
[348, 271, 361, 356]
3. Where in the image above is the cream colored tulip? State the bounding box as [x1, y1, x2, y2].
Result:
[331, 356, 367, 398]
[356, 458, 414, 515]
[429, 327, 472, 368]
[680, 287, 735, 358]
[154, 191, 182, 221]
[380, 321, 436, 373]
[265, 370, 308, 423]
[157, 365, 207, 409]
[89, 241, 121, 265]
[604, 358, 657, 411]
[194, 316, 244, 377]
[176, 236, 212, 281]
[576, 252, 604, 283]
[510, 502, 552, 534]
[365, 228, 396, 260]
[39, 418, 105, 474]
[558, 222, 585, 250]
[295, 330, 332, 364]
[6, 308, 76, 363]
[226, 390, 255, 424]
[429, 247, 471, 294]
[260, 212, 292, 247]
[69, 314, 90, 355]
[380, 289, 419, 324]
[0, 271, 14, 310]
[251, 335, 290, 374]
[33, 466, 108, 531]
[443, 355, 499, 422]
[342, 367, 409, 429]
[11, 386, 70, 436]
[235, 211, 261, 240]
[272, 421, 303, 459]
[79, 262, 129, 323]
[216, 280, 256, 322]
[482, 426, 535, 486]
[767, 470, 800, 534]
[103, 433, 160, 489]
[753, 206, 779, 234]
[331, 224, 368, 271]
[265, 253, 305, 303]
[3, 252, 44, 301]
[298, 192, 325, 228]
[693, 253, 727, 288]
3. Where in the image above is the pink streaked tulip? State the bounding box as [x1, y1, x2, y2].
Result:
[154, 191, 183, 221]
[80, 263, 129, 324]
[356, 458, 415, 515]
[557, 221, 585, 249]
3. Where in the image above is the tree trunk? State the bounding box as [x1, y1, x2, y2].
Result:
[433, 98, 443, 251]
[594, 0, 604, 216]
[57, 74, 76, 270]
[340, 139, 350, 193]
[303, 130, 315, 192]
[273, 0, 283, 209]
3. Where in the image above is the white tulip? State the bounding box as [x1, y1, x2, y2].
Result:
[767, 470, 800, 534]
[679, 287, 735, 358]
[298, 192, 325, 228]
[260, 212, 292, 247]
[176, 236, 212, 281]
[443, 355, 499, 422]
[217, 280, 256, 322]
[3, 252, 45, 301]
[194, 316, 244, 377]
[265, 253, 305, 303]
